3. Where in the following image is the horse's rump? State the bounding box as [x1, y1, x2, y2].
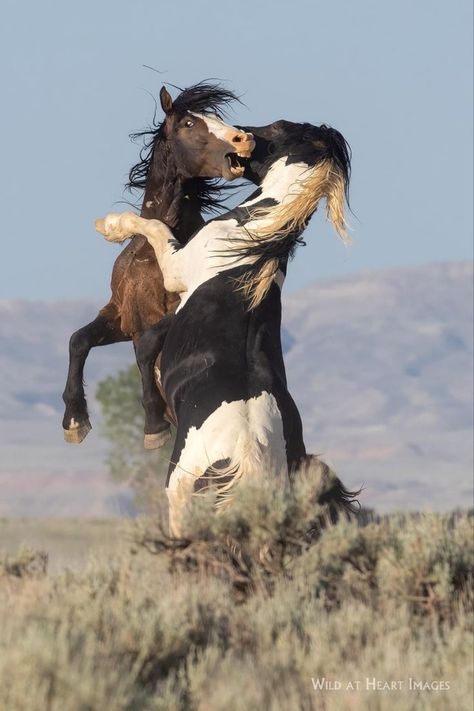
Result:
[168, 393, 288, 495]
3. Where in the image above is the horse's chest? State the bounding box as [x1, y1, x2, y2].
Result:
[177, 218, 254, 310]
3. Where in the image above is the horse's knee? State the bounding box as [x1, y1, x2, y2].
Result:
[136, 330, 160, 367]
[68, 328, 91, 358]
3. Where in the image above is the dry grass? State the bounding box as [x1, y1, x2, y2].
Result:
[0, 518, 123, 572]
[0, 480, 472, 710]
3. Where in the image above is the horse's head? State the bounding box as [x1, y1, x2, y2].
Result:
[239, 119, 351, 238]
[127, 82, 255, 228]
[228, 120, 352, 309]
[158, 84, 254, 181]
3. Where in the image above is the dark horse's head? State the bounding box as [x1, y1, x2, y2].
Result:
[156, 85, 254, 180]
[126, 82, 255, 229]
[127, 82, 255, 225]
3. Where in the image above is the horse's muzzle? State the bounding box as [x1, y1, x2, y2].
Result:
[229, 130, 255, 158]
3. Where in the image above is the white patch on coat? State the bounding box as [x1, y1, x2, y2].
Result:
[175, 215, 249, 310]
[166, 391, 288, 536]
[242, 158, 311, 209]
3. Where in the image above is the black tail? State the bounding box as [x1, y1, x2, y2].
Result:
[295, 454, 361, 523]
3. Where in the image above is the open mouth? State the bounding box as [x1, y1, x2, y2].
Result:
[225, 152, 245, 177]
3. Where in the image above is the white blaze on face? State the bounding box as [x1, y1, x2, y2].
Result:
[166, 392, 289, 536]
[190, 112, 237, 143]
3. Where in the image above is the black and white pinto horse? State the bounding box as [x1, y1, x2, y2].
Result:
[96, 119, 351, 536]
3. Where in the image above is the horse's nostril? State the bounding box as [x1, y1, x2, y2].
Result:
[233, 135, 242, 142]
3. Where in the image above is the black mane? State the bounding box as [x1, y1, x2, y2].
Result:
[318, 124, 351, 204]
[222, 205, 307, 278]
[127, 81, 240, 215]
[167, 81, 239, 119]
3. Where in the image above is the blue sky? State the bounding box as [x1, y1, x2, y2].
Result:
[1, 0, 472, 300]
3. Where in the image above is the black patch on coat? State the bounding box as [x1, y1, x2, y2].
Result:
[213, 196, 278, 226]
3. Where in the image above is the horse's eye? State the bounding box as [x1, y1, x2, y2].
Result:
[185, 120, 194, 128]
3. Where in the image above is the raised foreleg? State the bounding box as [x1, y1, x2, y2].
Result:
[135, 314, 174, 449]
[62, 311, 129, 443]
[95, 212, 189, 294]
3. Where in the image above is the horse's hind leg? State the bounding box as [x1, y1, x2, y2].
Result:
[135, 316, 174, 450]
[62, 313, 129, 443]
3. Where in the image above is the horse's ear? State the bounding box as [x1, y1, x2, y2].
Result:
[160, 86, 173, 115]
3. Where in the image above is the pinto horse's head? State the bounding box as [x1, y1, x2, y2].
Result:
[240, 119, 351, 239]
[229, 119, 352, 309]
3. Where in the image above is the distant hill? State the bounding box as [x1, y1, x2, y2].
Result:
[0, 262, 472, 516]
[284, 261, 473, 512]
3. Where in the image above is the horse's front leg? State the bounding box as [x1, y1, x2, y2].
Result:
[62, 311, 128, 443]
[135, 315, 174, 450]
[95, 212, 187, 293]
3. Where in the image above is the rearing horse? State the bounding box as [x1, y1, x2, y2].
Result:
[96, 118, 352, 536]
[62, 82, 254, 446]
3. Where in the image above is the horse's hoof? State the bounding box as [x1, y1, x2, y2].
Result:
[63, 418, 92, 444]
[144, 428, 171, 450]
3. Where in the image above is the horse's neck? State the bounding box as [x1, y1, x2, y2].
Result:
[140, 176, 203, 245]
[195, 156, 310, 305]
[241, 157, 309, 214]
[140, 173, 180, 221]
[172, 191, 205, 243]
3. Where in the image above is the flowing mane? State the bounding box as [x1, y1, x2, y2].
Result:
[127, 82, 241, 215]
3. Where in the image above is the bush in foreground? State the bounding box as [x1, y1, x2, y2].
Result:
[0, 481, 472, 710]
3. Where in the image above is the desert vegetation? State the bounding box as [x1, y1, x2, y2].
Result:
[0, 477, 472, 711]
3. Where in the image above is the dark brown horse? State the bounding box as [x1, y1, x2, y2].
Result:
[62, 82, 254, 447]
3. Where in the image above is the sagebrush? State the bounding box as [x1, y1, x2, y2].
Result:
[0, 480, 472, 710]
